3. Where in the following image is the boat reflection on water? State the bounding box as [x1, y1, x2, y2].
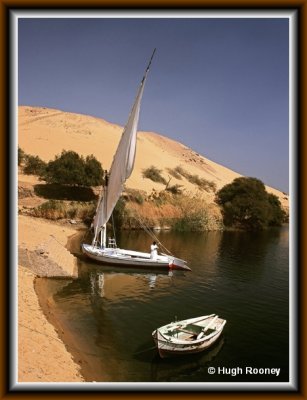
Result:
[150, 337, 225, 382]
[133, 335, 224, 382]
[88, 266, 176, 298]
[90, 271, 105, 297]
[148, 274, 157, 289]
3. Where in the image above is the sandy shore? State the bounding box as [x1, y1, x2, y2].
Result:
[18, 215, 84, 382]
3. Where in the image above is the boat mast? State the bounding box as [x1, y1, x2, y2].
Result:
[101, 170, 109, 248]
[92, 50, 156, 249]
[144, 48, 156, 79]
[100, 224, 106, 248]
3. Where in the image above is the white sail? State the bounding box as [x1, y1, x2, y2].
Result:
[92, 50, 155, 245]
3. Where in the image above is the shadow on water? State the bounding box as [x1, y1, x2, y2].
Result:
[216, 228, 286, 277]
[133, 336, 225, 382]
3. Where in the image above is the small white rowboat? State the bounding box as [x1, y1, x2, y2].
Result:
[152, 314, 226, 358]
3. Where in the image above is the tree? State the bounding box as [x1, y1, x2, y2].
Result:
[216, 177, 285, 230]
[18, 147, 26, 166]
[44, 150, 104, 187]
[267, 193, 286, 226]
[84, 155, 104, 187]
[23, 155, 47, 176]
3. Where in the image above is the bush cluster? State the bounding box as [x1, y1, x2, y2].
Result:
[19, 148, 104, 187]
[216, 177, 286, 230]
[45, 151, 104, 187]
[168, 166, 216, 192]
[170, 195, 215, 231]
[123, 188, 146, 204]
[165, 184, 183, 195]
[166, 167, 183, 180]
[23, 155, 47, 176]
[18, 147, 26, 166]
[32, 200, 96, 223]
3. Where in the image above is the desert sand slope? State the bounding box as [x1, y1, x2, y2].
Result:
[18, 106, 289, 209]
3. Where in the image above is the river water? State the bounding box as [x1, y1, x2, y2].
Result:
[36, 226, 290, 385]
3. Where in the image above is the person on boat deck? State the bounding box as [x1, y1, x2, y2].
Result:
[150, 241, 158, 259]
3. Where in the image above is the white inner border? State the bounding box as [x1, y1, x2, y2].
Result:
[10, 9, 297, 392]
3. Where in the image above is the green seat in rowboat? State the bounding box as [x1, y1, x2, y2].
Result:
[165, 324, 216, 338]
[166, 324, 203, 336]
[184, 324, 216, 336]
[184, 324, 203, 334]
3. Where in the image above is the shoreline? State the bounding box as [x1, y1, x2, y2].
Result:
[18, 215, 88, 383]
[35, 228, 112, 382]
[34, 275, 111, 382]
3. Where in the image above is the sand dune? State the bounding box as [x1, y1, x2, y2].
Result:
[18, 105, 289, 209]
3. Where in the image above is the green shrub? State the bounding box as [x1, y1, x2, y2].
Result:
[33, 199, 96, 222]
[112, 197, 128, 229]
[44, 150, 104, 187]
[33, 200, 66, 220]
[18, 147, 26, 166]
[171, 197, 211, 231]
[267, 193, 286, 226]
[165, 184, 183, 195]
[170, 166, 216, 192]
[124, 188, 145, 204]
[23, 155, 47, 176]
[172, 214, 203, 232]
[174, 166, 187, 177]
[166, 167, 183, 180]
[187, 174, 216, 192]
[78, 202, 97, 225]
[19, 149, 103, 187]
[142, 166, 167, 184]
[84, 155, 104, 187]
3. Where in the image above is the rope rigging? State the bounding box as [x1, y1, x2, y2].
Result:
[111, 212, 117, 247]
[89, 179, 174, 256]
[124, 194, 173, 256]
[135, 215, 173, 256]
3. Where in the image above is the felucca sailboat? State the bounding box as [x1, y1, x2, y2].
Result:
[82, 50, 190, 271]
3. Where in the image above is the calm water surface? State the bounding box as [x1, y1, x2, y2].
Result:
[37, 226, 289, 383]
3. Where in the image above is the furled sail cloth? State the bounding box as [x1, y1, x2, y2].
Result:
[92, 50, 155, 244]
